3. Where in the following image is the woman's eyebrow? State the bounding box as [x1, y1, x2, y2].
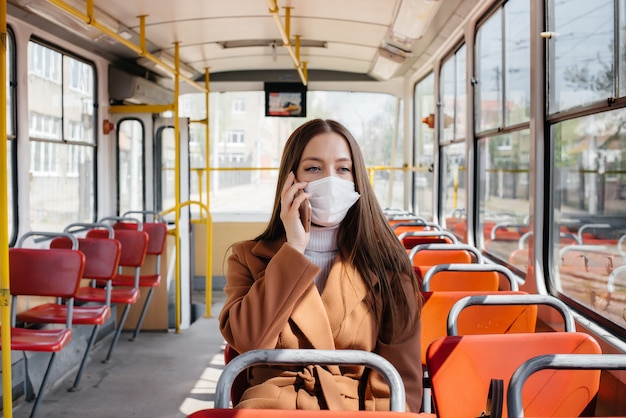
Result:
[300, 156, 353, 164]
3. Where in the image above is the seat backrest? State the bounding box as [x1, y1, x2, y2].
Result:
[420, 290, 535, 365]
[410, 244, 483, 284]
[507, 353, 626, 418]
[447, 294, 575, 336]
[398, 231, 458, 250]
[421, 263, 517, 292]
[9, 248, 85, 297]
[215, 349, 407, 411]
[86, 228, 148, 268]
[188, 409, 425, 417]
[387, 215, 427, 226]
[426, 332, 602, 418]
[51, 236, 121, 281]
[391, 221, 440, 237]
[223, 344, 248, 406]
[410, 243, 482, 267]
[143, 222, 168, 256]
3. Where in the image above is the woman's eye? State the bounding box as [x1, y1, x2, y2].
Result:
[305, 166, 320, 172]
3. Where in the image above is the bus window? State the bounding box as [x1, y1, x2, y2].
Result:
[477, 132, 530, 269]
[440, 43, 468, 241]
[475, 0, 531, 270]
[413, 73, 435, 220]
[551, 108, 626, 330]
[440, 45, 466, 143]
[547, 0, 614, 114]
[27, 40, 96, 231]
[179, 90, 404, 217]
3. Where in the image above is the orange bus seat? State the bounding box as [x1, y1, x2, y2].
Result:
[420, 290, 533, 366]
[8, 238, 85, 417]
[447, 294, 575, 336]
[84, 221, 148, 361]
[409, 244, 482, 284]
[421, 263, 517, 292]
[214, 349, 411, 411]
[507, 353, 625, 417]
[419, 289, 533, 414]
[387, 214, 427, 226]
[391, 221, 441, 238]
[426, 332, 601, 418]
[188, 410, 431, 417]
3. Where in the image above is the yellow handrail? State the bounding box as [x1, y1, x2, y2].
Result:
[160, 199, 211, 326]
[0, 0, 13, 415]
[47, 0, 206, 93]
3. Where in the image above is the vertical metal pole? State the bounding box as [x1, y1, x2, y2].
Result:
[0, 1, 14, 415]
[204, 69, 213, 317]
[174, 42, 181, 333]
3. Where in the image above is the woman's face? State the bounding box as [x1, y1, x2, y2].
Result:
[296, 132, 354, 183]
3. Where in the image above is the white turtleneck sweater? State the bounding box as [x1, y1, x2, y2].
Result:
[304, 224, 339, 292]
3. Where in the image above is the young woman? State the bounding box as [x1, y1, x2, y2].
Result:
[219, 119, 423, 412]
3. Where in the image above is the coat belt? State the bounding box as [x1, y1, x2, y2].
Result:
[246, 364, 360, 410]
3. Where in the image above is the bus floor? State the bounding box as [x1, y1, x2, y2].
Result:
[13, 291, 227, 418]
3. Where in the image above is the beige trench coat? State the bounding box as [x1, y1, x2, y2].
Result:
[219, 239, 423, 412]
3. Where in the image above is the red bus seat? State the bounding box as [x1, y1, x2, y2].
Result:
[110, 210, 169, 341]
[397, 231, 457, 251]
[48, 223, 122, 390]
[8, 235, 85, 417]
[82, 219, 148, 361]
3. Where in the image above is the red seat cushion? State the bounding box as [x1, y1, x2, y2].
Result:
[2, 327, 72, 352]
[17, 304, 111, 326]
[75, 286, 140, 304]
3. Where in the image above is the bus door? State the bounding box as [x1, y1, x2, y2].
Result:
[112, 113, 193, 331]
[154, 117, 193, 330]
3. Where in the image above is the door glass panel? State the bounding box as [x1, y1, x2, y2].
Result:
[158, 127, 176, 213]
[117, 119, 144, 215]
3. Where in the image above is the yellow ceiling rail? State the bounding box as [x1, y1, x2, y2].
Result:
[47, 0, 207, 93]
[109, 104, 175, 113]
[267, 0, 308, 85]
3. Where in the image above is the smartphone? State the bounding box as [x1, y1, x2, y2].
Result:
[296, 190, 311, 232]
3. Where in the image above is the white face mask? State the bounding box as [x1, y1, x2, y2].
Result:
[304, 176, 360, 227]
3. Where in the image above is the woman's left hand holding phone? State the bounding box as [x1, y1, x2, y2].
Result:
[280, 172, 310, 253]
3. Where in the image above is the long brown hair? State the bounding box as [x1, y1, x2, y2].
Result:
[256, 119, 421, 341]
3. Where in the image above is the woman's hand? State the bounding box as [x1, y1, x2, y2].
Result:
[280, 172, 310, 253]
